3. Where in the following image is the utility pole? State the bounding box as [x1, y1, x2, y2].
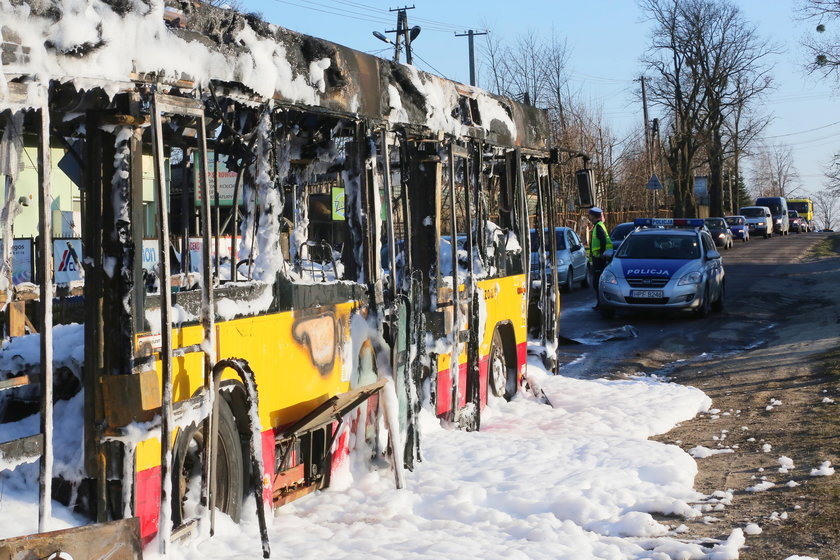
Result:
[374, 7, 421, 65]
[640, 75, 653, 176]
[640, 75, 654, 213]
[384, 6, 416, 64]
[640, 76, 665, 214]
[455, 29, 488, 86]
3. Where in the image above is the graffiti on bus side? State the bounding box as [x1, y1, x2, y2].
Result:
[292, 310, 341, 376]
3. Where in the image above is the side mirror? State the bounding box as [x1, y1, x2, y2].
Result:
[706, 250, 721, 260]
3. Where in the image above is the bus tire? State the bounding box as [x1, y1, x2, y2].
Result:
[488, 329, 514, 401]
[172, 397, 244, 526]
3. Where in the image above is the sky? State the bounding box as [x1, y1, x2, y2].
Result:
[242, 0, 840, 198]
[1, 3, 838, 557]
[2, 299, 836, 558]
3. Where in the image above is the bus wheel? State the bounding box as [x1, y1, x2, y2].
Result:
[172, 397, 244, 526]
[488, 330, 514, 401]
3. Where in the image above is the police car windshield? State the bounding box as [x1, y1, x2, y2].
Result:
[616, 234, 700, 260]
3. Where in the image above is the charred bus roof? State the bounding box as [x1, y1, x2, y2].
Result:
[1, 0, 550, 150]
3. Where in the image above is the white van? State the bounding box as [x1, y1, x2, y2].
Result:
[739, 206, 773, 239]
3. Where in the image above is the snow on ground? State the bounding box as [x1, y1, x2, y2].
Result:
[809, 461, 835, 477]
[689, 446, 735, 459]
[2, 357, 764, 559]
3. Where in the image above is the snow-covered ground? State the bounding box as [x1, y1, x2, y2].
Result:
[5, 355, 787, 559]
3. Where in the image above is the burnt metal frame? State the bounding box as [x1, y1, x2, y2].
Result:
[36, 93, 54, 531]
[0, 83, 55, 533]
[149, 92, 215, 554]
[446, 141, 461, 423]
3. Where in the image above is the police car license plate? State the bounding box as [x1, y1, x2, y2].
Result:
[630, 290, 664, 299]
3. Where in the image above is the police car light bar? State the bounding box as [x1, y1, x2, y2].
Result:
[633, 218, 705, 227]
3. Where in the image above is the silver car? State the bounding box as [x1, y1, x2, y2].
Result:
[598, 219, 725, 318]
[530, 227, 589, 292]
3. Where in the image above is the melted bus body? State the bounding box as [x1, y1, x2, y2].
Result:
[0, 0, 563, 555]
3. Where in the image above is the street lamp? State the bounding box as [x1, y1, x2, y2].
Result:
[372, 31, 391, 44]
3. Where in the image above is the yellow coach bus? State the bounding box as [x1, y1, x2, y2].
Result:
[786, 198, 814, 226]
[0, 0, 565, 556]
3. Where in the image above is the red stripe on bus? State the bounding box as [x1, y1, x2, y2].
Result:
[135, 465, 161, 543]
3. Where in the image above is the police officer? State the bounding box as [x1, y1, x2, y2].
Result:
[587, 207, 612, 310]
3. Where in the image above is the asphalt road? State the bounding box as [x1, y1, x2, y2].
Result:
[553, 230, 829, 379]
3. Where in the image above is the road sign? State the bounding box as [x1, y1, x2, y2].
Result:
[646, 173, 663, 190]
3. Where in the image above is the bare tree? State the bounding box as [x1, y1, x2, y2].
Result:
[800, 2, 840, 205]
[479, 30, 513, 97]
[750, 144, 801, 197]
[692, 2, 775, 217]
[800, 0, 840, 80]
[640, 0, 713, 217]
[640, 0, 774, 217]
[479, 28, 653, 217]
[509, 33, 550, 105]
[826, 151, 840, 194]
[543, 31, 572, 134]
[721, 80, 772, 213]
[813, 188, 839, 229]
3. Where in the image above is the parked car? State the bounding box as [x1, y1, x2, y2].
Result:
[704, 217, 734, 249]
[609, 222, 637, 252]
[725, 215, 750, 242]
[598, 218, 724, 319]
[739, 206, 773, 238]
[530, 227, 588, 292]
[788, 210, 804, 233]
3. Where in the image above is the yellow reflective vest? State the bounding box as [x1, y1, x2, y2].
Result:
[589, 221, 613, 262]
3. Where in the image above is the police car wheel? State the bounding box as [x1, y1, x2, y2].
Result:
[712, 281, 725, 312]
[694, 285, 712, 318]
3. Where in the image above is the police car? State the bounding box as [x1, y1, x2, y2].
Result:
[598, 218, 725, 318]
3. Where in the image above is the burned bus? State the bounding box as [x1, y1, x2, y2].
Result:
[0, 0, 564, 556]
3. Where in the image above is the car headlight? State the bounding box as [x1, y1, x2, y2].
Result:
[600, 270, 618, 285]
[678, 271, 703, 285]
[775, 218, 782, 224]
[758, 221, 765, 226]
[717, 233, 725, 239]
[557, 258, 567, 266]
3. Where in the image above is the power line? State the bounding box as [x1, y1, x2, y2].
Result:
[764, 119, 840, 139]
[411, 49, 449, 80]
[270, 0, 396, 26]
[567, 70, 628, 84]
[324, 0, 471, 31]
[272, 0, 462, 32]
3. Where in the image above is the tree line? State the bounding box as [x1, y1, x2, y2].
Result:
[477, 0, 840, 229]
